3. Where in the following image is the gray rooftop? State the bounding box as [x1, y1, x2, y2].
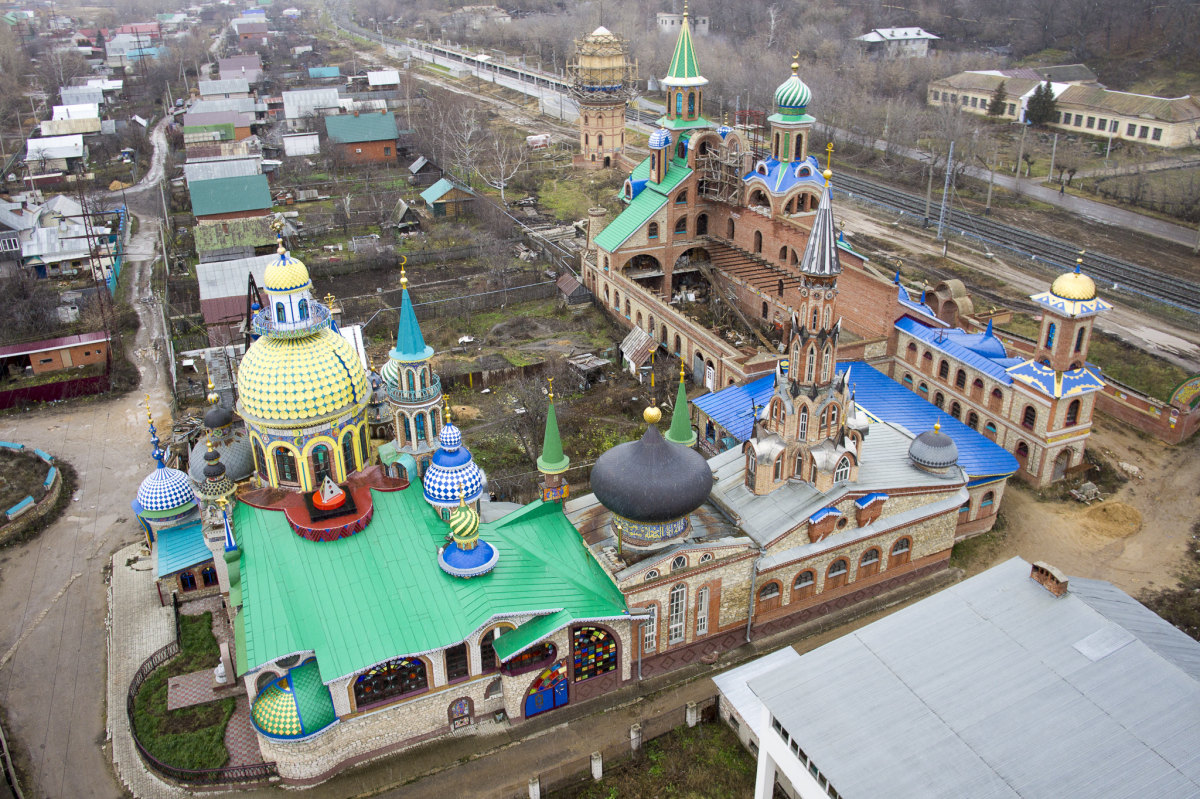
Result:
[183, 156, 261, 183]
[196, 253, 277, 302]
[748, 557, 1200, 799]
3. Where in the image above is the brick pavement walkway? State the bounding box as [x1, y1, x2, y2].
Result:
[225, 695, 263, 768]
[166, 670, 221, 711]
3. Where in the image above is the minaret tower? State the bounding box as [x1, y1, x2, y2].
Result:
[537, 379, 571, 505]
[789, 173, 843, 393]
[657, 1, 712, 132]
[381, 259, 443, 477]
[1029, 253, 1111, 372]
[568, 25, 637, 169]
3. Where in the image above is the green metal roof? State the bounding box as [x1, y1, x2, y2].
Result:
[420, 177, 473, 205]
[189, 174, 272, 217]
[593, 156, 692, 252]
[665, 15, 702, 83]
[234, 488, 628, 681]
[193, 216, 276, 252]
[324, 112, 400, 144]
[536, 396, 569, 474]
[493, 609, 573, 662]
[183, 123, 234, 141]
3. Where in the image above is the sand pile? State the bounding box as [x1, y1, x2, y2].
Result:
[1082, 502, 1142, 539]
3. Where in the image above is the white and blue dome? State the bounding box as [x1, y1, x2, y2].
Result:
[136, 461, 198, 513]
[774, 64, 812, 115]
[717, 124, 732, 138]
[422, 422, 485, 509]
[648, 128, 672, 150]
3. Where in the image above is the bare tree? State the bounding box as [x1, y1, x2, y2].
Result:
[475, 133, 527, 205]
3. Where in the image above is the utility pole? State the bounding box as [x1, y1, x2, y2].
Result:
[1048, 132, 1058, 184]
[923, 152, 936, 224]
[936, 140, 954, 241]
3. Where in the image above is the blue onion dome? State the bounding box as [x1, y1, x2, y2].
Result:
[262, 246, 312, 294]
[717, 124, 732, 138]
[908, 423, 959, 471]
[775, 62, 811, 115]
[648, 128, 672, 150]
[438, 422, 463, 450]
[137, 461, 198, 512]
[591, 407, 712, 524]
[423, 421, 485, 508]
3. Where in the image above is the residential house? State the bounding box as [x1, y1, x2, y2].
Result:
[196, 253, 277, 344]
[282, 88, 341, 131]
[40, 104, 102, 137]
[189, 174, 273, 223]
[366, 70, 401, 90]
[324, 111, 400, 164]
[25, 135, 86, 173]
[233, 18, 270, 47]
[183, 156, 263, 184]
[419, 177, 475, 218]
[183, 110, 253, 141]
[307, 66, 341, 82]
[194, 216, 282, 263]
[0, 332, 110, 378]
[198, 78, 251, 100]
[219, 54, 264, 85]
[854, 27, 939, 58]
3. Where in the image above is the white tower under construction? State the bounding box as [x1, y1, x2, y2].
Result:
[568, 26, 637, 170]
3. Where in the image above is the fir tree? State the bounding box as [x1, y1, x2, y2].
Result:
[987, 81, 1007, 117]
[1025, 81, 1058, 126]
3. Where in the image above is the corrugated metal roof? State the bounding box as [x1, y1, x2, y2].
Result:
[184, 156, 261, 183]
[39, 118, 100, 136]
[198, 78, 250, 96]
[420, 177, 473, 204]
[747, 557, 1200, 798]
[282, 88, 339, 119]
[0, 330, 109, 359]
[324, 112, 398, 144]
[840, 361, 1019, 480]
[308, 66, 341, 79]
[196, 252, 277, 301]
[367, 69, 399, 86]
[25, 134, 84, 161]
[619, 326, 655, 368]
[1056, 85, 1200, 123]
[155, 521, 211, 577]
[895, 316, 1014, 385]
[52, 103, 99, 120]
[235, 492, 628, 681]
[189, 97, 259, 115]
[712, 646, 800, 735]
[692, 372, 775, 442]
[189, 174, 272, 217]
[594, 155, 690, 252]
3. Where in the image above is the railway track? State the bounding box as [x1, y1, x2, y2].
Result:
[833, 173, 1200, 315]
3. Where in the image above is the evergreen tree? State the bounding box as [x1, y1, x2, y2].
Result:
[1025, 81, 1058, 126]
[987, 81, 1007, 117]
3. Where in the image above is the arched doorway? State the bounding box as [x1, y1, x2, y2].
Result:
[1052, 449, 1072, 481]
[524, 662, 568, 718]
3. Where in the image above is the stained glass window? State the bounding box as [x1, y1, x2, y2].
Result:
[354, 658, 427, 707]
[502, 642, 555, 675]
[572, 627, 617, 682]
[341, 432, 357, 475]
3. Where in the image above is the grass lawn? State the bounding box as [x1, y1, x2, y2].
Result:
[0, 450, 51, 511]
[132, 612, 235, 771]
[550, 722, 756, 799]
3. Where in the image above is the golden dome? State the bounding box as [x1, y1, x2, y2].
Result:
[1050, 264, 1097, 301]
[643, 405, 662, 425]
[263, 251, 312, 294]
[237, 328, 369, 424]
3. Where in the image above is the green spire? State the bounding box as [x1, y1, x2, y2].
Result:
[663, 7, 706, 87]
[665, 364, 697, 447]
[537, 379, 570, 474]
[389, 262, 434, 362]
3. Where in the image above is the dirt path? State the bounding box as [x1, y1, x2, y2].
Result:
[964, 416, 1200, 596]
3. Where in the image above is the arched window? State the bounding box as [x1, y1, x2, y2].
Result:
[829, 404, 839, 429]
[827, 559, 849, 589]
[984, 421, 997, 439]
[934, 391, 945, 409]
[967, 412, 979, 430]
[355, 658, 428, 708]
[892, 538, 910, 555]
[479, 626, 511, 673]
[644, 569, 659, 581]
[981, 491, 995, 510]
[253, 438, 268, 479]
[820, 346, 832, 381]
[202, 566, 218, 586]
[972, 378, 984, 399]
[180, 571, 197, 590]
[360, 426, 368, 466]
[1045, 322, 1056, 348]
[695, 586, 709, 635]
[675, 190, 688, 205]
[676, 92, 683, 116]
[922, 351, 933, 372]
[687, 92, 695, 115]
[625, 300, 631, 317]
[919, 382, 929, 395]
[1075, 327, 1087, 353]
[834, 457, 850, 483]
[752, 230, 764, 254]
[407, 370, 415, 391]
[597, 133, 604, 146]
[671, 555, 687, 572]
[674, 217, 687, 235]
[805, 347, 816, 381]
[445, 643, 469, 682]
[667, 585, 687, 644]
[758, 582, 781, 601]
[859, 548, 881, 577]
[891, 537, 911, 565]
[274, 447, 297, 484]
[573, 626, 618, 678]
[798, 406, 808, 438]
[773, 455, 784, 481]
[414, 412, 426, 441]
[1066, 399, 1080, 426]
[503, 642, 556, 675]
[297, 298, 309, 320]
[812, 308, 819, 329]
[275, 302, 286, 323]
[903, 373, 914, 388]
[1022, 406, 1037, 430]
[793, 571, 815, 600]
[777, 278, 784, 297]
[950, 402, 961, 419]
[311, 444, 334, 484]
[955, 369, 967, 389]
[700, 552, 713, 563]
[762, 301, 769, 319]
[695, 213, 707, 235]
[1016, 441, 1030, 464]
[636, 311, 643, 328]
[779, 245, 788, 261]
[938, 360, 949, 379]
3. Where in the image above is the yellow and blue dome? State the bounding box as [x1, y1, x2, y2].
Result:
[1051, 265, 1097, 301]
[250, 660, 337, 739]
[237, 328, 369, 424]
[774, 63, 812, 116]
[263, 250, 312, 295]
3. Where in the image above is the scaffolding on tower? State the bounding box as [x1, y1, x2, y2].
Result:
[567, 27, 638, 103]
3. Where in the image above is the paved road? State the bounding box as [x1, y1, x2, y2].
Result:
[0, 114, 171, 799]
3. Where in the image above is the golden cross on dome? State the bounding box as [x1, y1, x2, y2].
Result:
[792, 52, 800, 74]
[683, 0, 688, 17]
[444, 397, 452, 423]
[825, 142, 834, 170]
[679, 362, 686, 382]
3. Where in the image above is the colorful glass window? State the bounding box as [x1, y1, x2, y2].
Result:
[573, 626, 617, 681]
[354, 658, 427, 707]
[502, 642, 555, 675]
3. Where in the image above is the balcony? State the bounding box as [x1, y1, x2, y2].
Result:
[251, 303, 332, 340]
[385, 373, 442, 404]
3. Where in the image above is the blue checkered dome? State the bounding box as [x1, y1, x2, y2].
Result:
[422, 457, 484, 508]
[438, 422, 463, 450]
[648, 128, 671, 150]
[137, 463, 198, 512]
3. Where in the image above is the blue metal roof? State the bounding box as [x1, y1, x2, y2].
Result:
[896, 285, 941, 322]
[156, 520, 212, 577]
[840, 362, 1018, 482]
[855, 492, 888, 508]
[808, 506, 842, 523]
[742, 154, 825, 196]
[308, 66, 340, 78]
[895, 316, 1013, 385]
[691, 372, 776, 442]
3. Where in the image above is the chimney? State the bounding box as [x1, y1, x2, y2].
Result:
[1030, 561, 1068, 597]
[353, 110, 359, 117]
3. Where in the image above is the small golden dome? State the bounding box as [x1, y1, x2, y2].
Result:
[1051, 263, 1097, 301]
[263, 251, 312, 294]
[643, 405, 662, 425]
[823, 168, 833, 182]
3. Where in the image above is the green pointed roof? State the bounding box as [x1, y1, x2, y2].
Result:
[665, 372, 697, 446]
[663, 13, 708, 88]
[389, 274, 433, 363]
[537, 391, 570, 474]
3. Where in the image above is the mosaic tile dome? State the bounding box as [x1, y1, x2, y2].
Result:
[136, 463, 197, 512]
[423, 423, 485, 507]
[250, 661, 337, 739]
[237, 329, 369, 423]
[774, 65, 811, 113]
[1051, 266, 1097, 301]
[263, 251, 312, 294]
[648, 128, 672, 150]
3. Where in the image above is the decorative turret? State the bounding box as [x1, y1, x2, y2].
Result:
[769, 58, 814, 163]
[648, 127, 671, 184]
[658, 1, 711, 131]
[380, 258, 444, 479]
[422, 401, 487, 520]
[195, 437, 236, 510]
[665, 364, 697, 447]
[1029, 253, 1111, 372]
[537, 379, 570, 504]
[437, 488, 498, 578]
[788, 177, 842, 390]
[132, 401, 200, 542]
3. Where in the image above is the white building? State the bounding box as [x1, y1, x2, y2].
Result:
[855, 27, 939, 58]
[656, 12, 709, 36]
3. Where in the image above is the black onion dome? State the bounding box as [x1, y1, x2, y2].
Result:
[202, 446, 227, 480]
[204, 404, 234, 430]
[591, 424, 712, 523]
[908, 425, 959, 470]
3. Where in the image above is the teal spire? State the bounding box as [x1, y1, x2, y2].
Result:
[663, 3, 707, 88]
[665, 364, 697, 447]
[389, 264, 433, 362]
[536, 380, 570, 475]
